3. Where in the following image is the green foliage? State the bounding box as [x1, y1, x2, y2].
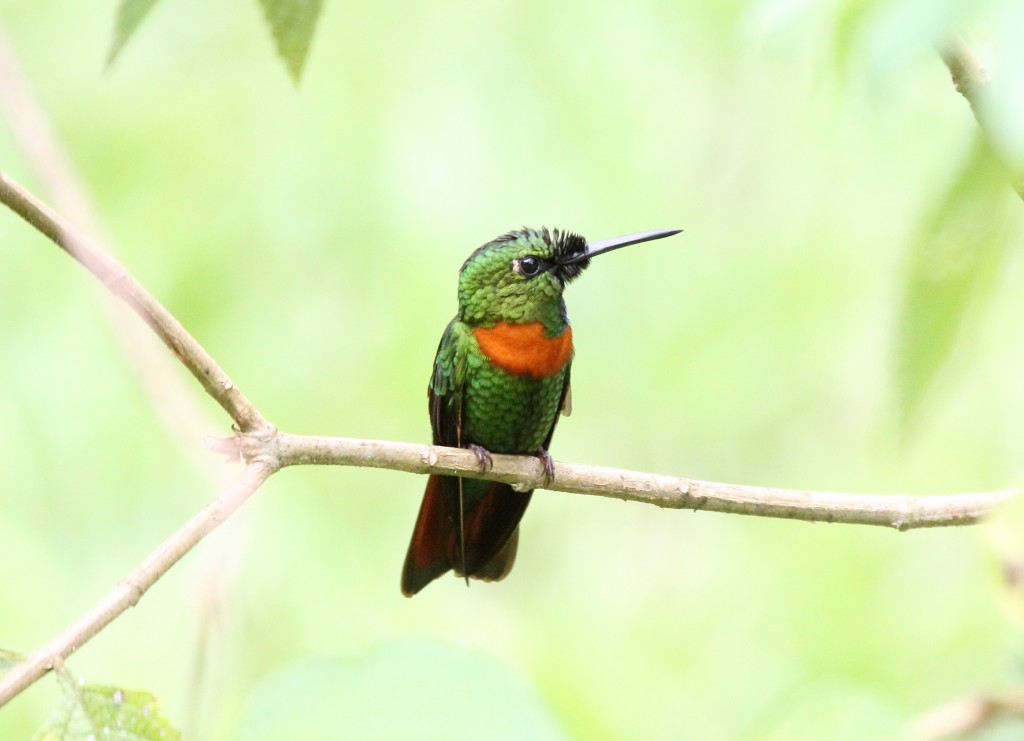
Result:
[256, 0, 324, 83]
[107, 0, 162, 65]
[234, 640, 564, 740]
[0, 650, 180, 738]
[895, 135, 1016, 425]
[108, 0, 322, 82]
[32, 681, 180, 741]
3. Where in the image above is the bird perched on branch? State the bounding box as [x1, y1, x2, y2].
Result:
[401, 226, 681, 596]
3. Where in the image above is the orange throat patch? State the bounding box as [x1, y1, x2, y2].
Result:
[473, 322, 572, 378]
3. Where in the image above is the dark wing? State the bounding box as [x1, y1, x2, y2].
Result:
[401, 320, 471, 596]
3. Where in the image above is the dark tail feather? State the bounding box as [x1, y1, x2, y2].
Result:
[401, 477, 533, 596]
[461, 482, 532, 580]
[401, 475, 457, 597]
[471, 528, 519, 582]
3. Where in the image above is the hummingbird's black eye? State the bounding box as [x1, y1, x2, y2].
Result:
[517, 256, 543, 277]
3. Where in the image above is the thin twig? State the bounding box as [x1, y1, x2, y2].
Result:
[0, 30, 248, 726]
[913, 689, 1024, 739]
[276, 433, 1017, 529]
[939, 34, 1024, 201]
[0, 171, 266, 432]
[0, 23, 94, 223]
[938, 35, 989, 118]
[0, 462, 274, 706]
[0, 21, 227, 456]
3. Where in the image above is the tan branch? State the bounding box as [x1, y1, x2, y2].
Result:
[0, 22, 226, 456]
[0, 462, 274, 706]
[939, 35, 989, 118]
[913, 689, 1024, 740]
[275, 433, 1016, 529]
[939, 34, 1024, 201]
[0, 171, 266, 432]
[0, 28, 264, 726]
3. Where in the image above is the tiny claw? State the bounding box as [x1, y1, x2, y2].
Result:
[535, 448, 555, 486]
[468, 444, 494, 473]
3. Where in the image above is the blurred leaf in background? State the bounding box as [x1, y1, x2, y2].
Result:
[234, 639, 564, 741]
[894, 134, 1016, 427]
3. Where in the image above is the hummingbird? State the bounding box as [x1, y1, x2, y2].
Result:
[400, 226, 681, 596]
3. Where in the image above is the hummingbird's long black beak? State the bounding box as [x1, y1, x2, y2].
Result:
[559, 228, 682, 266]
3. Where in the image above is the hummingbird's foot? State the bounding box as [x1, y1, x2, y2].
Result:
[535, 448, 555, 486]
[468, 444, 494, 473]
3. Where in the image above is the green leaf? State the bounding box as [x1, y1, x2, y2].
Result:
[233, 639, 566, 740]
[255, 0, 324, 83]
[107, 0, 163, 66]
[895, 134, 1017, 426]
[33, 683, 181, 741]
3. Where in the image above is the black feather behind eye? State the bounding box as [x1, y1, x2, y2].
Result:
[551, 231, 589, 283]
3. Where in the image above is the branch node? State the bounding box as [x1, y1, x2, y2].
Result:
[237, 423, 282, 472]
[117, 577, 144, 607]
[205, 424, 282, 470]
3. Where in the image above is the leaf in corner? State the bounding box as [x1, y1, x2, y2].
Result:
[234, 639, 565, 740]
[32, 684, 181, 741]
[107, 0, 163, 67]
[256, 0, 324, 83]
[895, 134, 1017, 426]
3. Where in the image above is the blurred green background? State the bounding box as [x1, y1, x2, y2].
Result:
[3, 0, 1024, 738]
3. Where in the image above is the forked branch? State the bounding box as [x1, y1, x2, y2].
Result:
[1, 40, 1023, 703]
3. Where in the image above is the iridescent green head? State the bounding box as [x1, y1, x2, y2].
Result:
[456, 226, 682, 329]
[457, 228, 583, 328]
